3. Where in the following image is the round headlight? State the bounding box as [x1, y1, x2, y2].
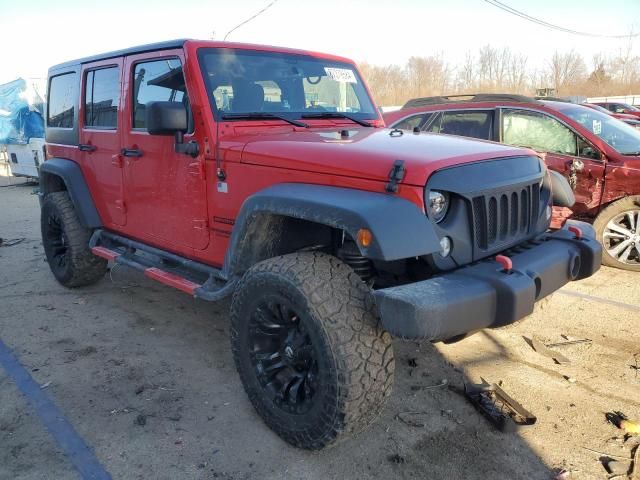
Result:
[427, 190, 449, 223]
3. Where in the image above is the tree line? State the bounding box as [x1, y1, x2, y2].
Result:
[359, 43, 640, 106]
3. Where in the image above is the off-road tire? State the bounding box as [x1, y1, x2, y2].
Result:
[41, 191, 107, 287]
[230, 252, 395, 450]
[593, 196, 640, 272]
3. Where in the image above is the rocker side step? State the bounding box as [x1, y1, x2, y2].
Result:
[89, 236, 236, 302]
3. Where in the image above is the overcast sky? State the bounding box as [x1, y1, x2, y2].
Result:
[2, 0, 638, 84]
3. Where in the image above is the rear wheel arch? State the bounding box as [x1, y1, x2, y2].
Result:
[39, 158, 102, 228]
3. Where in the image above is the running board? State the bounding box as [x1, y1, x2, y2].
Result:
[89, 230, 236, 301]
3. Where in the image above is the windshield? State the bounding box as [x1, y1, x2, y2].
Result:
[620, 103, 640, 112]
[560, 105, 640, 155]
[198, 48, 377, 122]
[585, 104, 612, 115]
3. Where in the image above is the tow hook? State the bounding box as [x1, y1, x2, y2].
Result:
[495, 254, 513, 273]
[568, 225, 583, 240]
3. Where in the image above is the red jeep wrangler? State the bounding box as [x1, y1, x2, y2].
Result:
[41, 40, 601, 449]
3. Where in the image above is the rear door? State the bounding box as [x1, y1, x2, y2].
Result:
[79, 59, 126, 226]
[500, 108, 605, 214]
[121, 51, 209, 250]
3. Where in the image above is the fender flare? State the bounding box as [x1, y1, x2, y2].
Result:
[39, 158, 102, 228]
[549, 170, 575, 208]
[223, 183, 440, 277]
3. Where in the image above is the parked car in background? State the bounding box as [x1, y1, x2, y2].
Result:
[582, 103, 640, 128]
[384, 94, 640, 271]
[593, 101, 640, 119]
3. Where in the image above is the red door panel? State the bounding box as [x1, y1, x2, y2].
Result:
[120, 51, 209, 251]
[79, 59, 126, 227]
[542, 152, 605, 215]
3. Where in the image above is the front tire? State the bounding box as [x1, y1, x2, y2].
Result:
[41, 191, 107, 287]
[593, 196, 640, 271]
[230, 252, 394, 450]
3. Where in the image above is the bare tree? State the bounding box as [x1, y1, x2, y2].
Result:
[405, 55, 450, 98]
[357, 43, 640, 107]
[547, 50, 587, 95]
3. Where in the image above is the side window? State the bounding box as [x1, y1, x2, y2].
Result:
[502, 109, 577, 156]
[48, 73, 76, 128]
[439, 111, 493, 140]
[577, 136, 602, 160]
[84, 67, 120, 129]
[394, 114, 425, 131]
[133, 58, 186, 129]
[425, 112, 442, 133]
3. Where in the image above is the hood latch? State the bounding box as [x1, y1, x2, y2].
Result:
[385, 160, 406, 193]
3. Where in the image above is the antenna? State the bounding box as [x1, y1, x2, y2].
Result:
[223, 0, 279, 41]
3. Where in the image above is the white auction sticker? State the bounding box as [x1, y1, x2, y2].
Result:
[593, 119, 602, 135]
[324, 67, 357, 83]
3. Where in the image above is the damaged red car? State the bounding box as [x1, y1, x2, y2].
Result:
[385, 95, 640, 271]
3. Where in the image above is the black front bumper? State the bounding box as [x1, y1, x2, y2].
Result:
[372, 220, 601, 341]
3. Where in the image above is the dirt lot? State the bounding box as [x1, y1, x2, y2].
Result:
[1, 182, 639, 480]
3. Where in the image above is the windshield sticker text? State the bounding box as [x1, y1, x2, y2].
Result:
[592, 120, 602, 135]
[324, 67, 357, 84]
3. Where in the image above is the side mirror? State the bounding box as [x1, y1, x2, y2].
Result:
[146, 101, 187, 135]
[145, 101, 199, 158]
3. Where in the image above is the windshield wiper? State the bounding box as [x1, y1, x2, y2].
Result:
[301, 112, 373, 127]
[221, 112, 308, 128]
[621, 151, 640, 156]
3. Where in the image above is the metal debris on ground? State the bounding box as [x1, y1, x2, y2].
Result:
[464, 380, 536, 432]
[396, 411, 429, 428]
[526, 337, 571, 364]
[0, 237, 25, 247]
[410, 379, 448, 391]
[546, 338, 592, 348]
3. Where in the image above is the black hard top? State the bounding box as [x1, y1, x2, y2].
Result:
[49, 39, 189, 73]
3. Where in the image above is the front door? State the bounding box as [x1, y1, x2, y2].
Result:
[121, 51, 209, 250]
[500, 108, 606, 215]
[80, 59, 126, 226]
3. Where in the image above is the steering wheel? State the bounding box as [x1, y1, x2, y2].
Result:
[306, 76, 322, 85]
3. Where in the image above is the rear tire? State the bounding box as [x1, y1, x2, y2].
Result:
[230, 252, 394, 450]
[41, 191, 107, 287]
[593, 196, 640, 272]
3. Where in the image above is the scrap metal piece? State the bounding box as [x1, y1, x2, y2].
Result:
[464, 380, 537, 433]
[529, 337, 571, 364]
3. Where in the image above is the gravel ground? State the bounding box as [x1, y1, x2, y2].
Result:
[1, 182, 639, 480]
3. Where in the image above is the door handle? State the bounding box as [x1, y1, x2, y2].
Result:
[78, 144, 97, 152]
[121, 148, 143, 158]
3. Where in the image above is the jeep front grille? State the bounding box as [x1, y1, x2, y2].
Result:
[472, 182, 540, 252]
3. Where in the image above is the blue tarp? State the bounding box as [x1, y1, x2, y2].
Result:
[0, 78, 45, 144]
